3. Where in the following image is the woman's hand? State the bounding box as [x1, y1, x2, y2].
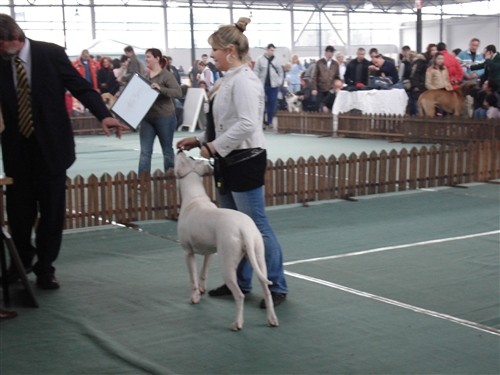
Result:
[151, 83, 160, 90]
[176, 137, 200, 151]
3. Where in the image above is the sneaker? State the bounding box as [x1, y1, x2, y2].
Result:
[259, 293, 287, 309]
[208, 284, 250, 297]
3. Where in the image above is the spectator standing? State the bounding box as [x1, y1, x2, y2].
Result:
[201, 53, 221, 82]
[408, 53, 428, 115]
[97, 56, 119, 95]
[0, 14, 125, 289]
[423, 43, 437, 64]
[304, 58, 316, 79]
[335, 52, 347, 82]
[398, 45, 412, 83]
[254, 43, 284, 127]
[425, 52, 453, 91]
[197, 60, 214, 91]
[166, 56, 181, 85]
[188, 59, 200, 88]
[72, 49, 98, 91]
[458, 38, 485, 81]
[312, 45, 339, 111]
[471, 44, 500, 89]
[138, 48, 182, 175]
[287, 54, 304, 93]
[344, 47, 371, 87]
[114, 54, 128, 82]
[436, 42, 464, 89]
[165, 56, 183, 127]
[176, 17, 288, 308]
[123, 45, 145, 83]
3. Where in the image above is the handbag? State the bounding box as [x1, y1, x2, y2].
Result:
[213, 148, 267, 194]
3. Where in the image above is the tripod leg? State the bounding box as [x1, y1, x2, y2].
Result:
[1, 236, 9, 304]
[2, 227, 38, 308]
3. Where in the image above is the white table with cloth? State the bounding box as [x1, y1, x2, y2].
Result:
[331, 88, 408, 134]
[332, 88, 408, 116]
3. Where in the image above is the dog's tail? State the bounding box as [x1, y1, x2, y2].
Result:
[244, 230, 273, 286]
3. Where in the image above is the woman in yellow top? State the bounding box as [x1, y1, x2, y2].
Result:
[425, 52, 453, 91]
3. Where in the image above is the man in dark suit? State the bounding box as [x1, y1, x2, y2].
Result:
[0, 14, 126, 289]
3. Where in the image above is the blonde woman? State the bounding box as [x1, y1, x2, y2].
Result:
[287, 54, 304, 93]
[177, 17, 288, 308]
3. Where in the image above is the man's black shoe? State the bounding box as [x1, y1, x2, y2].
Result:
[208, 284, 250, 297]
[36, 274, 60, 290]
[260, 293, 287, 309]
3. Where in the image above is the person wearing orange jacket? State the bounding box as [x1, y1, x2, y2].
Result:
[436, 42, 464, 89]
[72, 49, 99, 91]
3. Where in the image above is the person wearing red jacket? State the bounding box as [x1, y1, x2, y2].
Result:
[437, 42, 464, 89]
[72, 49, 99, 91]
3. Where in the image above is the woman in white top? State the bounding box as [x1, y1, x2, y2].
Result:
[177, 17, 288, 308]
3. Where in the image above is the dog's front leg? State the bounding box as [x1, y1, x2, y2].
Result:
[198, 254, 213, 294]
[185, 251, 202, 304]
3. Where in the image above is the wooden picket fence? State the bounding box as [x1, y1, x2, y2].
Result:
[276, 111, 500, 142]
[277, 111, 333, 135]
[71, 116, 104, 135]
[62, 140, 499, 229]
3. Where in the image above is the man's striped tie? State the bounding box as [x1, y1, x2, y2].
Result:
[15, 56, 34, 138]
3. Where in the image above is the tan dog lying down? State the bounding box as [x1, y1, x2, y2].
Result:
[174, 151, 278, 331]
[418, 81, 476, 117]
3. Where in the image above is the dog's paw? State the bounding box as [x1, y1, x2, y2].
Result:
[230, 322, 242, 331]
[190, 290, 202, 304]
[267, 317, 279, 327]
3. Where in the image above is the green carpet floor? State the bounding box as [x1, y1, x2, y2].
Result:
[1, 183, 498, 374]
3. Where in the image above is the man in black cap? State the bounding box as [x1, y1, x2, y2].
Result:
[311, 45, 340, 111]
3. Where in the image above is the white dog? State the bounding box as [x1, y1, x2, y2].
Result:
[285, 92, 302, 113]
[174, 151, 278, 331]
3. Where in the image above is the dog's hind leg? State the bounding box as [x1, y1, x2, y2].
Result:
[185, 251, 202, 304]
[260, 281, 279, 327]
[221, 266, 245, 331]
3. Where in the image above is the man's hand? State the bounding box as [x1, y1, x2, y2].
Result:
[101, 117, 127, 138]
